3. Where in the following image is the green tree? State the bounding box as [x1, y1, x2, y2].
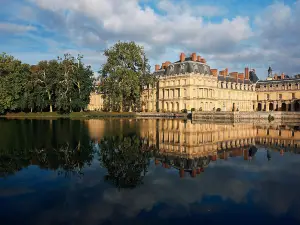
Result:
[56, 54, 93, 112]
[0, 53, 30, 114]
[32, 60, 60, 112]
[20, 70, 36, 112]
[100, 41, 156, 112]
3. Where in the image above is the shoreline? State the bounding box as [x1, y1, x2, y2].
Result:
[0, 112, 188, 119]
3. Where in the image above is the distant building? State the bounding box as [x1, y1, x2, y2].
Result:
[256, 67, 300, 111]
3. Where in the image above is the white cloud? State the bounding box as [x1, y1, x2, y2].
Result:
[4, 0, 299, 77]
[26, 0, 252, 62]
[0, 22, 36, 33]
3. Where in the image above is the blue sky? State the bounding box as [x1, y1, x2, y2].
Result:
[1, 0, 300, 79]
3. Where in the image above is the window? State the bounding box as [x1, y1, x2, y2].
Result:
[292, 93, 295, 99]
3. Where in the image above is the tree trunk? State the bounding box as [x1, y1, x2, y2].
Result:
[69, 97, 72, 113]
[120, 99, 123, 112]
[78, 82, 82, 112]
[129, 104, 132, 112]
[30, 108, 33, 113]
[47, 91, 53, 112]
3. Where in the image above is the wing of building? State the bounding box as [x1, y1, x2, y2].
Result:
[142, 52, 256, 112]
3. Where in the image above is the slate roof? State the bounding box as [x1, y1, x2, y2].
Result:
[217, 75, 252, 84]
[256, 78, 300, 88]
[153, 57, 211, 77]
[153, 56, 254, 84]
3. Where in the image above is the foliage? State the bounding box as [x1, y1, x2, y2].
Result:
[0, 52, 93, 114]
[0, 53, 31, 114]
[99, 41, 156, 112]
[268, 114, 275, 122]
[181, 109, 187, 113]
[191, 108, 195, 112]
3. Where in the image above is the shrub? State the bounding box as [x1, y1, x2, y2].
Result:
[191, 108, 196, 112]
[181, 109, 187, 113]
[199, 107, 203, 111]
[216, 108, 221, 111]
[268, 114, 275, 122]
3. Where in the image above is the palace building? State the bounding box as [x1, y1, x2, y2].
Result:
[88, 53, 300, 112]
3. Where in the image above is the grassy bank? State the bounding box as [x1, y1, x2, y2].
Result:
[0, 111, 137, 119]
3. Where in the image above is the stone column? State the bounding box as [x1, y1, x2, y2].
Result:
[278, 101, 282, 111]
[266, 102, 269, 112]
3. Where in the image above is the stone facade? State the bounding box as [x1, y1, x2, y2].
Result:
[87, 53, 300, 113]
[87, 93, 104, 111]
[256, 76, 300, 112]
[142, 52, 256, 112]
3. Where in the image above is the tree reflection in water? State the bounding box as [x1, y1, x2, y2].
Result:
[98, 135, 156, 189]
[0, 119, 95, 178]
[0, 142, 95, 178]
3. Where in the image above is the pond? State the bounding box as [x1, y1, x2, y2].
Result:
[1, 118, 300, 225]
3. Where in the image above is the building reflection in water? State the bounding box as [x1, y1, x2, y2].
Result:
[86, 119, 300, 179]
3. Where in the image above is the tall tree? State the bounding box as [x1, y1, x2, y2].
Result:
[32, 60, 59, 112]
[0, 53, 30, 114]
[56, 54, 93, 113]
[99, 41, 156, 112]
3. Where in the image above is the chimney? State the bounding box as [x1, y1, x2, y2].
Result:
[155, 65, 160, 71]
[245, 67, 249, 79]
[225, 68, 228, 76]
[191, 53, 197, 61]
[230, 72, 238, 83]
[191, 169, 197, 178]
[281, 73, 285, 80]
[210, 69, 218, 76]
[197, 55, 201, 62]
[179, 168, 184, 178]
[200, 58, 206, 63]
[219, 70, 225, 77]
[165, 61, 171, 67]
[244, 149, 248, 160]
[180, 53, 185, 62]
[238, 73, 244, 81]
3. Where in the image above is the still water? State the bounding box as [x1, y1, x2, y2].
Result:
[1, 118, 300, 224]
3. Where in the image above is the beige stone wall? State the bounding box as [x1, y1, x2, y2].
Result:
[142, 73, 256, 112]
[87, 76, 300, 113]
[256, 81, 300, 111]
[87, 93, 104, 111]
